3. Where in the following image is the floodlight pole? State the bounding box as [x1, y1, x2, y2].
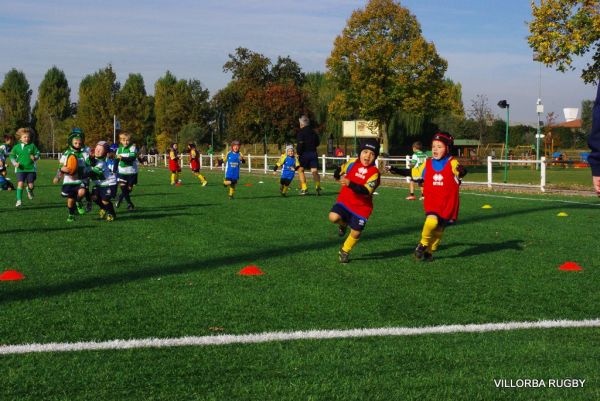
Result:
[497, 100, 510, 183]
[354, 120, 357, 156]
[536, 99, 544, 170]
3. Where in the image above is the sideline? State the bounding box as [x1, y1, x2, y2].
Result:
[1, 318, 599, 355]
[461, 192, 600, 207]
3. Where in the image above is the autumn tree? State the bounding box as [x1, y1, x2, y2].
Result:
[76, 65, 120, 145]
[0, 69, 32, 135]
[528, 0, 600, 84]
[327, 0, 448, 152]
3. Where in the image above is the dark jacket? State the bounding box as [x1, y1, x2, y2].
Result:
[588, 84, 600, 176]
[296, 126, 320, 155]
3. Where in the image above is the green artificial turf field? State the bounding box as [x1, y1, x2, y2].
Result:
[1, 160, 599, 400]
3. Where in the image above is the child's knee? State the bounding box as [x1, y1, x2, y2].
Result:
[350, 229, 361, 239]
[328, 212, 341, 223]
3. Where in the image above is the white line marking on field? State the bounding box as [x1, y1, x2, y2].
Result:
[463, 192, 600, 206]
[1, 319, 599, 355]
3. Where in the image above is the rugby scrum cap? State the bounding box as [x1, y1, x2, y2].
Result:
[432, 131, 454, 147]
[231, 139, 241, 146]
[97, 141, 109, 152]
[68, 128, 84, 147]
[360, 138, 380, 158]
[285, 144, 294, 152]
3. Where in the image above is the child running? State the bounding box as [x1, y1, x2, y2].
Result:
[168, 143, 182, 185]
[115, 131, 138, 210]
[223, 140, 244, 199]
[89, 141, 118, 221]
[9, 128, 40, 207]
[413, 132, 466, 261]
[385, 141, 427, 200]
[187, 143, 208, 186]
[329, 138, 381, 263]
[0, 134, 15, 190]
[53, 130, 88, 222]
[272, 144, 300, 196]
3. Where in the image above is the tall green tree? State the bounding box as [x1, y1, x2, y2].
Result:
[34, 66, 72, 152]
[76, 65, 120, 145]
[327, 0, 448, 152]
[528, 0, 600, 84]
[304, 72, 343, 139]
[117, 73, 150, 144]
[223, 47, 272, 86]
[0, 69, 32, 135]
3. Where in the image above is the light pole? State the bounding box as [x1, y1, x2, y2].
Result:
[536, 99, 544, 170]
[497, 100, 510, 183]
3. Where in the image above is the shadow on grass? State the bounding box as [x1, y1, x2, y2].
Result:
[0, 201, 594, 304]
[442, 239, 524, 259]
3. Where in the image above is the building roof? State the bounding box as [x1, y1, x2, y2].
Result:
[551, 119, 582, 129]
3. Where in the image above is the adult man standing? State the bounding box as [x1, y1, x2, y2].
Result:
[296, 115, 321, 195]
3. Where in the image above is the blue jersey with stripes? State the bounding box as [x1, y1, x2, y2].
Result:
[280, 155, 298, 180]
[224, 151, 242, 180]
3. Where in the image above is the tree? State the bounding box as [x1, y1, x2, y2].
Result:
[223, 47, 272, 86]
[468, 94, 494, 144]
[304, 72, 343, 139]
[327, 0, 448, 152]
[76, 65, 120, 145]
[271, 56, 306, 86]
[528, 0, 600, 84]
[0, 69, 32, 135]
[117, 73, 150, 144]
[33, 66, 72, 152]
[581, 97, 594, 134]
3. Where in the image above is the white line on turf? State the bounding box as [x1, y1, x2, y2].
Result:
[1, 319, 599, 355]
[462, 192, 600, 206]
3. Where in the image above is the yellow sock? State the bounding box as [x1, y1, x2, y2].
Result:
[170, 173, 176, 184]
[197, 173, 206, 182]
[301, 182, 307, 191]
[342, 235, 359, 253]
[430, 227, 445, 252]
[282, 185, 288, 194]
[419, 216, 438, 247]
[229, 187, 235, 196]
[316, 182, 321, 190]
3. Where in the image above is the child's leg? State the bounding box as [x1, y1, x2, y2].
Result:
[170, 171, 177, 184]
[419, 215, 439, 248]
[329, 211, 348, 236]
[124, 185, 134, 206]
[409, 181, 415, 195]
[16, 180, 24, 203]
[228, 182, 236, 197]
[430, 225, 445, 253]
[342, 229, 361, 253]
[195, 172, 207, 184]
[103, 199, 116, 218]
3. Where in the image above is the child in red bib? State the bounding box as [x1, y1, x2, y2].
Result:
[329, 138, 381, 263]
[414, 132, 466, 261]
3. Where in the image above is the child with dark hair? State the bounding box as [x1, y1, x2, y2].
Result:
[169, 143, 181, 185]
[187, 143, 208, 186]
[329, 138, 381, 263]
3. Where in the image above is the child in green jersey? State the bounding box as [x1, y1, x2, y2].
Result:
[9, 128, 40, 207]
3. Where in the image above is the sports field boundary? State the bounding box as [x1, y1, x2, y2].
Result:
[2, 318, 599, 355]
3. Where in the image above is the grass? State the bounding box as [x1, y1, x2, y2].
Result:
[1, 160, 599, 400]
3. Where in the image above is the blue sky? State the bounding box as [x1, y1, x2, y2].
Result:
[0, 0, 595, 125]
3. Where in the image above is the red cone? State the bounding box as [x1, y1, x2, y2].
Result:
[244, 183, 253, 187]
[559, 262, 583, 271]
[239, 265, 264, 275]
[0, 270, 25, 281]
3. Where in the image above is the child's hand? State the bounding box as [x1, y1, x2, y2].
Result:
[30, 154, 35, 161]
[52, 177, 59, 184]
[593, 176, 600, 197]
[341, 178, 350, 186]
[14, 163, 20, 169]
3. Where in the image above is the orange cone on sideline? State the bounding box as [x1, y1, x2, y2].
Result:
[0, 270, 25, 281]
[239, 265, 264, 275]
[244, 183, 253, 187]
[559, 262, 583, 271]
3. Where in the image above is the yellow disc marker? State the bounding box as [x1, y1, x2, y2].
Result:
[557, 212, 568, 217]
[481, 204, 493, 209]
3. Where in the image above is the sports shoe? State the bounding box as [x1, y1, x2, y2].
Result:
[316, 187, 322, 196]
[338, 224, 347, 237]
[414, 243, 427, 260]
[99, 209, 106, 219]
[77, 203, 85, 215]
[26, 189, 33, 200]
[86, 202, 93, 212]
[105, 214, 115, 222]
[15, 200, 22, 208]
[115, 199, 122, 208]
[300, 189, 308, 196]
[201, 180, 208, 187]
[338, 249, 350, 263]
[419, 196, 424, 201]
[229, 195, 234, 200]
[406, 195, 417, 200]
[127, 203, 135, 211]
[67, 215, 75, 223]
[423, 252, 434, 262]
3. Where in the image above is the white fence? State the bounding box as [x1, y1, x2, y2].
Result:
[152, 153, 550, 192]
[39, 152, 549, 191]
